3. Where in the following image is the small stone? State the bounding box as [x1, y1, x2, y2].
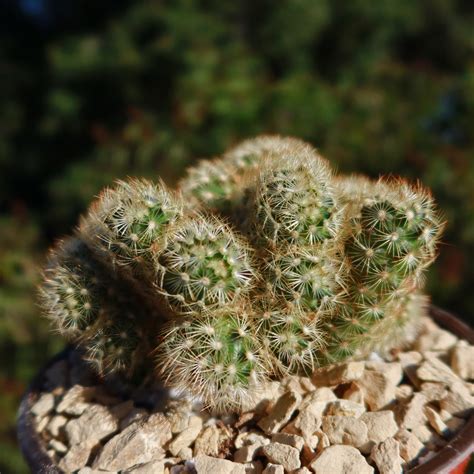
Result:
[420, 382, 448, 401]
[59, 443, 91, 472]
[314, 430, 330, 452]
[370, 438, 403, 474]
[451, 342, 474, 380]
[46, 414, 68, 437]
[325, 399, 366, 417]
[286, 407, 322, 443]
[258, 391, 302, 434]
[356, 370, 397, 411]
[31, 393, 55, 417]
[93, 413, 172, 471]
[414, 328, 457, 352]
[342, 383, 365, 404]
[125, 460, 165, 474]
[417, 354, 464, 386]
[234, 431, 270, 449]
[120, 407, 148, 430]
[262, 442, 301, 472]
[294, 469, 311, 474]
[242, 381, 282, 414]
[397, 351, 423, 387]
[168, 415, 203, 456]
[234, 443, 264, 463]
[77, 468, 108, 474]
[166, 400, 192, 433]
[271, 433, 304, 451]
[56, 385, 96, 415]
[300, 387, 337, 408]
[244, 460, 264, 474]
[178, 447, 193, 461]
[322, 416, 368, 448]
[48, 439, 67, 454]
[439, 390, 474, 417]
[411, 425, 437, 444]
[359, 411, 398, 453]
[395, 385, 413, 401]
[310, 445, 374, 474]
[425, 406, 449, 435]
[396, 393, 428, 430]
[65, 404, 119, 446]
[194, 424, 229, 457]
[193, 455, 246, 474]
[364, 362, 403, 386]
[312, 362, 365, 386]
[394, 429, 424, 463]
[262, 464, 283, 474]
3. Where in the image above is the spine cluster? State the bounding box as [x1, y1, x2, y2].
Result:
[39, 135, 444, 412]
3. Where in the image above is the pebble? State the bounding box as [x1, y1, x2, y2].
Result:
[425, 406, 448, 435]
[312, 361, 365, 386]
[310, 444, 374, 474]
[56, 385, 96, 416]
[414, 327, 458, 352]
[322, 416, 368, 448]
[258, 391, 301, 434]
[31, 393, 55, 417]
[451, 341, 474, 380]
[168, 415, 203, 456]
[394, 429, 424, 463]
[359, 411, 398, 453]
[356, 369, 398, 411]
[92, 414, 171, 471]
[262, 442, 301, 471]
[325, 399, 366, 417]
[370, 438, 403, 474]
[271, 433, 304, 451]
[396, 393, 428, 430]
[193, 455, 246, 474]
[262, 464, 284, 474]
[46, 414, 68, 438]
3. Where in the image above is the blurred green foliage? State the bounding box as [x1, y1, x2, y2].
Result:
[0, 0, 473, 471]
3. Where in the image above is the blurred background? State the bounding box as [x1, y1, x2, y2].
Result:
[0, 0, 473, 471]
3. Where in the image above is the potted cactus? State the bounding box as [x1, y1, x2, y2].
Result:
[19, 136, 474, 473]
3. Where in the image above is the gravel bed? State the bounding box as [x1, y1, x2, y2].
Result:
[31, 316, 474, 473]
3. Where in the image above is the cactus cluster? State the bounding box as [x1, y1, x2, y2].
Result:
[39, 135, 444, 412]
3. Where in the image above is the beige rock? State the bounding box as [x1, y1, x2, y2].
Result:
[166, 400, 193, 433]
[365, 362, 403, 385]
[283, 376, 310, 395]
[394, 429, 424, 463]
[77, 468, 112, 474]
[312, 362, 365, 386]
[245, 460, 264, 474]
[234, 443, 264, 463]
[417, 354, 464, 386]
[48, 439, 67, 454]
[370, 438, 403, 474]
[425, 406, 448, 435]
[168, 415, 203, 456]
[36, 414, 50, 432]
[395, 384, 413, 401]
[65, 404, 119, 446]
[56, 385, 96, 416]
[411, 425, 437, 444]
[325, 399, 366, 417]
[439, 390, 474, 417]
[360, 411, 398, 453]
[356, 370, 397, 411]
[120, 407, 148, 430]
[300, 387, 337, 409]
[194, 424, 228, 457]
[287, 408, 322, 442]
[46, 414, 68, 437]
[242, 381, 282, 414]
[451, 342, 474, 380]
[299, 377, 317, 392]
[396, 393, 428, 430]
[178, 447, 193, 460]
[271, 433, 304, 451]
[31, 393, 55, 417]
[397, 351, 423, 387]
[262, 464, 284, 474]
[234, 431, 270, 449]
[59, 443, 91, 472]
[92, 413, 172, 471]
[314, 430, 330, 453]
[294, 468, 311, 474]
[258, 391, 302, 434]
[420, 382, 448, 401]
[262, 442, 301, 472]
[310, 445, 374, 474]
[322, 416, 368, 448]
[414, 328, 457, 352]
[125, 461, 165, 474]
[193, 455, 246, 474]
[342, 383, 365, 404]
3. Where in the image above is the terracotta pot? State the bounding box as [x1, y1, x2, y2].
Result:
[17, 306, 474, 474]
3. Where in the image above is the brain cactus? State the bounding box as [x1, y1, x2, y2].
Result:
[39, 135, 444, 412]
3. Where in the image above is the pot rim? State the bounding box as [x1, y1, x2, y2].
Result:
[17, 305, 474, 474]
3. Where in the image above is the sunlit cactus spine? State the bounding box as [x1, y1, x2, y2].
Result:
[157, 307, 268, 412]
[155, 214, 256, 313]
[80, 178, 184, 276]
[39, 237, 151, 376]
